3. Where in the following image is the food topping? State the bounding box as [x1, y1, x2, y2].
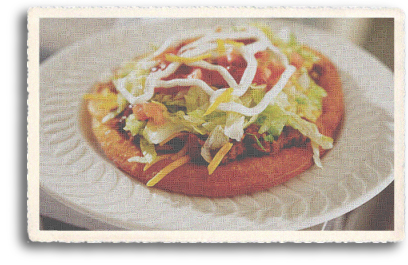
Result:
[87, 25, 332, 186]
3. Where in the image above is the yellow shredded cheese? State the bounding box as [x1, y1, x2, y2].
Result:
[146, 155, 191, 187]
[144, 142, 189, 171]
[98, 102, 118, 110]
[143, 154, 172, 171]
[224, 39, 245, 47]
[216, 39, 226, 54]
[83, 93, 117, 101]
[170, 143, 189, 161]
[204, 88, 234, 115]
[83, 93, 118, 110]
[159, 132, 188, 146]
[216, 39, 243, 55]
[208, 142, 233, 175]
[165, 53, 212, 63]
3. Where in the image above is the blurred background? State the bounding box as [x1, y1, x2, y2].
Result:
[39, 18, 394, 231]
[40, 18, 394, 70]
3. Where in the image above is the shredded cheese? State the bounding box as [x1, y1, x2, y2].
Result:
[204, 88, 234, 115]
[171, 143, 189, 161]
[216, 39, 226, 54]
[143, 141, 189, 171]
[165, 53, 212, 63]
[98, 102, 118, 110]
[143, 154, 173, 171]
[83, 93, 117, 101]
[159, 132, 188, 146]
[208, 142, 233, 175]
[146, 155, 191, 186]
[224, 39, 245, 47]
[83, 93, 118, 110]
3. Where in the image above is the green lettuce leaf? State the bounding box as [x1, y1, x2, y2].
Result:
[184, 86, 210, 113]
[123, 114, 147, 136]
[286, 111, 333, 149]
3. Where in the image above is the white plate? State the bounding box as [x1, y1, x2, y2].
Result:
[39, 18, 394, 230]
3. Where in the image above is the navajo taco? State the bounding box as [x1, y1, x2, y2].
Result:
[85, 25, 344, 197]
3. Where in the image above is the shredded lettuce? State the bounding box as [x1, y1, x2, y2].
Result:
[278, 69, 328, 122]
[184, 86, 210, 113]
[171, 111, 207, 135]
[128, 138, 157, 164]
[254, 23, 285, 47]
[246, 133, 267, 151]
[113, 68, 148, 97]
[123, 114, 147, 136]
[201, 125, 229, 163]
[142, 120, 187, 145]
[286, 111, 333, 150]
[256, 104, 288, 137]
[100, 93, 129, 124]
[311, 141, 323, 168]
[224, 112, 245, 141]
[201, 111, 227, 132]
[152, 93, 186, 112]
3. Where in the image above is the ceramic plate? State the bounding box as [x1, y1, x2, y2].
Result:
[39, 18, 394, 230]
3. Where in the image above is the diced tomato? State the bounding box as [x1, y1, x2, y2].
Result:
[253, 51, 286, 89]
[132, 104, 149, 121]
[254, 50, 270, 63]
[290, 52, 304, 69]
[253, 67, 272, 84]
[132, 102, 167, 125]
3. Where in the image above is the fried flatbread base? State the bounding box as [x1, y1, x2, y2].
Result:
[87, 49, 344, 197]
